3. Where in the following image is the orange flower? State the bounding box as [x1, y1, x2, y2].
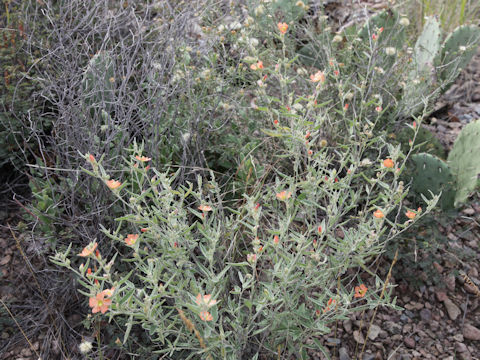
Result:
[125, 234, 139, 246]
[89, 291, 112, 314]
[277, 22, 288, 34]
[140, 228, 148, 232]
[375, 106, 382, 112]
[88, 153, 96, 164]
[198, 204, 212, 212]
[310, 70, 325, 83]
[323, 298, 336, 312]
[317, 225, 322, 233]
[373, 209, 384, 219]
[195, 294, 218, 308]
[247, 253, 257, 263]
[273, 235, 279, 245]
[250, 61, 264, 70]
[383, 158, 394, 168]
[78, 242, 98, 257]
[199, 311, 213, 321]
[273, 119, 279, 125]
[102, 287, 115, 297]
[276, 190, 292, 201]
[405, 210, 416, 219]
[354, 284, 368, 298]
[106, 179, 122, 189]
[135, 155, 151, 162]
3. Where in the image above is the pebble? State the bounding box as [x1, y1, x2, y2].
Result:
[455, 342, 468, 353]
[419, 308, 432, 321]
[343, 319, 352, 333]
[463, 324, 480, 341]
[404, 337, 415, 348]
[353, 330, 365, 344]
[368, 324, 381, 340]
[384, 321, 402, 335]
[459, 352, 472, 360]
[445, 274, 456, 291]
[443, 298, 461, 320]
[339, 347, 350, 360]
[435, 290, 447, 302]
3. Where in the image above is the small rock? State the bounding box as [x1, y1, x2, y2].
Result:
[368, 324, 381, 340]
[339, 347, 350, 360]
[435, 290, 447, 302]
[468, 267, 478, 278]
[463, 324, 480, 341]
[419, 308, 432, 321]
[391, 334, 403, 341]
[0, 255, 11, 266]
[445, 274, 456, 291]
[462, 207, 475, 215]
[20, 348, 32, 357]
[403, 324, 413, 333]
[443, 298, 461, 320]
[354, 330, 365, 344]
[343, 319, 352, 333]
[459, 352, 472, 360]
[430, 320, 440, 330]
[404, 337, 415, 348]
[326, 337, 341, 346]
[384, 321, 402, 335]
[455, 342, 468, 353]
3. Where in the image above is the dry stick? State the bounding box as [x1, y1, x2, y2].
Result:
[333, 275, 341, 357]
[0, 298, 41, 359]
[8, 223, 69, 358]
[176, 307, 213, 360]
[359, 248, 399, 359]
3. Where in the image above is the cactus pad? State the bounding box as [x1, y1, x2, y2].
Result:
[413, 17, 442, 76]
[447, 119, 480, 206]
[358, 9, 404, 48]
[396, 126, 446, 159]
[411, 153, 455, 209]
[436, 25, 480, 85]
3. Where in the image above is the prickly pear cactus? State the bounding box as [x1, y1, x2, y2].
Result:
[412, 17, 442, 76]
[358, 9, 404, 49]
[436, 25, 480, 86]
[396, 126, 446, 158]
[411, 153, 456, 209]
[400, 17, 442, 118]
[82, 51, 115, 112]
[447, 119, 480, 207]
